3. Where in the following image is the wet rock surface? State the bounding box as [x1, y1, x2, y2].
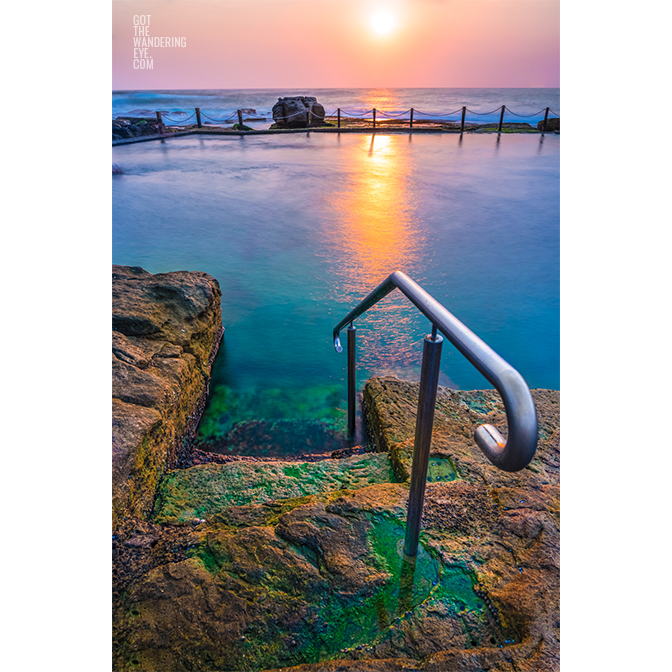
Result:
[113, 377, 559, 671]
[113, 116, 164, 140]
[112, 265, 223, 523]
[537, 117, 560, 132]
[153, 453, 397, 525]
[362, 377, 559, 490]
[272, 96, 331, 128]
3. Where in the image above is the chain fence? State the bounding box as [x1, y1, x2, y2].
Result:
[116, 104, 559, 135]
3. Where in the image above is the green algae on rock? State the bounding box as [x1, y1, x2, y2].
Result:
[114, 377, 559, 672]
[115, 484, 503, 672]
[152, 452, 397, 525]
[196, 383, 346, 440]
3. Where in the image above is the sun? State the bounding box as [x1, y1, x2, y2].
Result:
[371, 10, 396, 36]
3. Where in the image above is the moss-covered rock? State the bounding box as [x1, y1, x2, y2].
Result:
[114, 376, 559, 672]
[152, 452, 397, 524]
[115, 472, 558, 671]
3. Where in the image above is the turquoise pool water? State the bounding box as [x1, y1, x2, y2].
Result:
[113, 132, 559, 452]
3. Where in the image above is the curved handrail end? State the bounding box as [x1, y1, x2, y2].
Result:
[474, 421, 537, 472]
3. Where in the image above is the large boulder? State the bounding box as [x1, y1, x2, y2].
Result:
[272, 96, 329, 128]
[537, 117, 560, 132]
[112, 266, 223, 524]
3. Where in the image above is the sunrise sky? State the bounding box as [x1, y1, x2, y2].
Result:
[112, 0, 559, 90]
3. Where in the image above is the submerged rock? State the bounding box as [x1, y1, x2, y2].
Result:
[112, 265, 223, 523]
[197, 418, 347, 458]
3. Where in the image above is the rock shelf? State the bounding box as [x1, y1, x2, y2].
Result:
[113, 333, 559, 672]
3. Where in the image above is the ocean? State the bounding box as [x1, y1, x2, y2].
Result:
[112, 88, 559, 454]
[112, 87, 560, 128]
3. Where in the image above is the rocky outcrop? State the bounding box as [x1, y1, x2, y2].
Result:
[113, 376, 559, 671]
[112, 265, 223, 524]
[537, 117, 560, 132]
[362, 377, 559, 490]
[272, 96, 330, 128]
[113, 117, 163, 141]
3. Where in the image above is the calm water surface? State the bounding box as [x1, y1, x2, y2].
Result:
[113, 132, 559, 448]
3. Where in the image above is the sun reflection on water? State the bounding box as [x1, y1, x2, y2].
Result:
[324, 134, 427, 373]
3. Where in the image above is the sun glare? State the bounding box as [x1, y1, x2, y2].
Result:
[371, 10, 396, 36]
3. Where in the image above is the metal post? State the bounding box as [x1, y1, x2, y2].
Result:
[195, 108, 202, 128]
[397, 553, 417, 614]
[347, 323, 356, 440]
[373, 108, 376, 130]
[404, 329, 443, 557]
[307, 106, 312, 128]
[541, 107, 549, 133]
[410, 108, 414, 129]
[498, 105, 505, 133]
[155, 111, 164, 134]
[237, 109, 244, 128]
[337, 108, 341, 128]
[460, 106, 466, 133]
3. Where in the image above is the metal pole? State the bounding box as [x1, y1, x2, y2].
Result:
[373, 108, 376, 130]
[404, 330, 443, 557]
[347, 323, 356, 440]
[498, 105, 505, 133]
[398, 553, 417, 614]
[460, 106, 466, 133]
[410, 108, 414, 129]
[337, 108, 341, 128]
[541, 107, 549, 133]
[155, 111, 164, 134]
[195, 108, 202, 128]
[307, 106, 312, 128]
[237, 109, 244, 128]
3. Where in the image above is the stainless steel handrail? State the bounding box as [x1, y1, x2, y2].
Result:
[333, 271, 538, 557]
[333, 271, 538, 473]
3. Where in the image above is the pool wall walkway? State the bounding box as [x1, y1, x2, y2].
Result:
[112, 125, 558, 147]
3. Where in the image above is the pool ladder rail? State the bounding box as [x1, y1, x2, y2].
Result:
[333, 271, 538, 557]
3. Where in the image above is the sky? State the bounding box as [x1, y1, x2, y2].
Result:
[113, 0, 559, 89]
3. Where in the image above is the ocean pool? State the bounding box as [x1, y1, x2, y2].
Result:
[113, 132, 559, 452]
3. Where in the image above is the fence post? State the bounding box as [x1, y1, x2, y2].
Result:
[541, 107, 549, 133]
[373, 108, 376, 130]
[404, 329, 443, 557]
[237, 109, 244, 128]
[498, 105, 505, 133]
[460, 106, 466, 133]
[155, 111, 164, 134]
[195, 108, 202, 128]
[410, 108, 414, 129]
[337, 108, 341, 128]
